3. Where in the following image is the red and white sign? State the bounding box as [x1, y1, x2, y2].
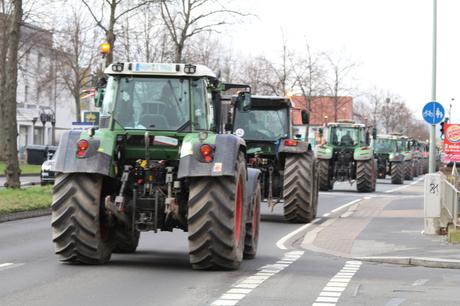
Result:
[444, 124, 460, 162]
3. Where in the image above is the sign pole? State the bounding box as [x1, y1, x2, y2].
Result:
[424, 0, 439, 235]
[429, 0, 437, 174]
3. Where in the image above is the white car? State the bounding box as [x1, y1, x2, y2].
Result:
[40, 158, 56, 185]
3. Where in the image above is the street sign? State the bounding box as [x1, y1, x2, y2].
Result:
[443, 123, 460, 163]
[422, 101, 445, 124]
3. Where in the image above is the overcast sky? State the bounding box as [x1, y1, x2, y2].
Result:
[230, 0, 459, 122]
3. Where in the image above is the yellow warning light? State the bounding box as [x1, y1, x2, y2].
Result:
[99, 42, 111, 55]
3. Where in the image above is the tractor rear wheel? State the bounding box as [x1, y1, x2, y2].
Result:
[404, 161, 414, 181]
[283, 152, 316, 223]
[187, 153, 246, 270]
[413, 160, 419, 177]
[391, 162, 404, 184]
[318, 159, 331, 191]
[244, 181, 261, 259]
[112, 227, 140, 253]
[51, 173, 112, 264]
[356, 159, 374, 192]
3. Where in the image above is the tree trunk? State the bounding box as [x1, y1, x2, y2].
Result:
[0, 16, 8, 162]
[4, 0, 23, 188]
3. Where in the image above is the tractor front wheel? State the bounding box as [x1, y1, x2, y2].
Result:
[187, 153, 246, 270]
[112, 227, 140, 253]
[244, 181, 261, 259]
[318, 159, 332, 191]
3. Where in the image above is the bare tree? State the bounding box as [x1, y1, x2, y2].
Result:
[160, 0, 245, 63]
[3, 0, 23, 187]
[324, 54, 355, 122]
[55, 6, 97, 122]
[290, 43, 325, 112]
[81, 0, 157, 66]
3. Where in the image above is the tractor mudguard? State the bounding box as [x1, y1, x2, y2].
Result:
[278, 140, 309, 154]
[178, 134, 246, 178]
[245, 168, 261, 219]
[315, 145, 333, 159]
[354, 147, 373, 161]
[53, 130, 112, 176]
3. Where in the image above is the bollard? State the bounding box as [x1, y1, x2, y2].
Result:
[424, 173, 441, 234]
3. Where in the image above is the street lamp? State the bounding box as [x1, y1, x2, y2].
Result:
[31, 117, 37, 144]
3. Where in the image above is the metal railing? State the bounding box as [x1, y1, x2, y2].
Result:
[440, 170, 460, 229]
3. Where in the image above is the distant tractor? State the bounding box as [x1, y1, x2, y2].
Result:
[373, 134, 405, 184]
[411, 139, 429, 174]
[394, 135, 416, 180]
[51, 63, 261, 270]
[231, 96, 319, 223]
[315, 121, 377, 192]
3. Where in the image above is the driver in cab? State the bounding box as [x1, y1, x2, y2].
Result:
[340, 131, 354, 146]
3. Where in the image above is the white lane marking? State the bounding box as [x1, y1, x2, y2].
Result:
[0, 263, 13, 269]
[211, 251, 304, 306]
[384, 176, 424, 193]
[276, 199, 362, 250]
[312, 261, 362, 306]
[412, 279, 429, 286]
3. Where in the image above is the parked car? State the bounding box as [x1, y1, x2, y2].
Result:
[40, 158, 55, 185]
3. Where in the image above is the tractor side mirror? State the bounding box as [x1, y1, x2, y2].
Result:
[372, 127, 377, 140]
[224, 123, 233, 132]
[94, 88, 105, 107]
[94, 77, 107, 108]
[301, 110, 309, 125]
[318, 128, 323, 137]
[237, 91, 251, 111]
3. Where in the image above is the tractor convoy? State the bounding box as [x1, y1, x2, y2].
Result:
[50, 61, 428, 271]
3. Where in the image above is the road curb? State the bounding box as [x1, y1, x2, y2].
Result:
[0, 208, 51, 223]
[356, 256, 460, 269]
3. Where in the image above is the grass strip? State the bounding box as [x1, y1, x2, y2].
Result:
[0, 185, 52, 214]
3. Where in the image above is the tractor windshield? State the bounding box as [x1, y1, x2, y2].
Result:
[375, 138, 398, 153]
[397, 139, 409, 151]
[233, 108, 288, 141]
[108, 76, 196, 131]
[329, 126, 363, 146]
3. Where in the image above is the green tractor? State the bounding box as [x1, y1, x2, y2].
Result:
[315, 121, 377, 192]
[394, 135, 416, 180]
[230, 96, 319, 223]
[51, 63, 261, 270]
[373, 134, 405, 184]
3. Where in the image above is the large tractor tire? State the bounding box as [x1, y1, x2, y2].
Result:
[390, 162, 404, 184]
[187, 153, 247, 270]
[51, 173, 112, 264]
[413, 160, 419, 177]
[356, 159, 374, 192]
[283, 152, 316, 223]
[244, 182, 261, 259]
[112, 227, 140, 253]
[318, 159, 332, 191]
[423, 160, 429, 174]
[311, 160, 320, 218]
[404, 161, 414, 181]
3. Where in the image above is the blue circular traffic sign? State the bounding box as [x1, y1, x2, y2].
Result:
[422, 101, 445, 124]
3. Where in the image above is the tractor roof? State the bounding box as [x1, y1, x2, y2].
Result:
[250, 95, 290, 108]
[377, 134, 399, 140]
[104, 63, 217, 78]
[327, 122, 365, 128]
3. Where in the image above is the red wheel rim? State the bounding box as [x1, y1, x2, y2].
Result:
[252, 195, 258, 236]
[235, 179, 243, 245]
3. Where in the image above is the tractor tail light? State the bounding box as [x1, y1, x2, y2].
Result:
[76, 139, 89, 158]
[284, 139, 298, 147]
[200, 144, 213, 163]
[361, 146, 369, 150]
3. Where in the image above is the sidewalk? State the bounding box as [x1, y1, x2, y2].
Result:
[0, 175, 41, 188]
[302, 180, 460, 269]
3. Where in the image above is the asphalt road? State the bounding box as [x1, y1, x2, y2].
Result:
[1, 177, 459, 306]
